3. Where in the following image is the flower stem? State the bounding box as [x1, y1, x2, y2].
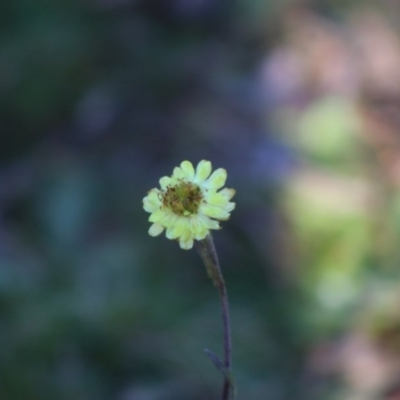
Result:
[196, 235, 233, 400]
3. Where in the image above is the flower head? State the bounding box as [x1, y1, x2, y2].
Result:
[143, 160, 235, 250]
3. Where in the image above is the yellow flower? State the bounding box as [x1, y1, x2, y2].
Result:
[143, 160, 235, 250]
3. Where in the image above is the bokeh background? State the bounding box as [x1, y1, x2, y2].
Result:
[3, 0, 400, 399]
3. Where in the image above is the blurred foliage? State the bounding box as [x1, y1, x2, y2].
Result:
[2, 0, 400, 399]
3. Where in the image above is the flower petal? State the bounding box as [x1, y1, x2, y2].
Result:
[189, 216, 208, 240]
[148, 189, 161, 202]
[200, 204, 231, 220]
[166, 217, 188, 239]
[159, 176, 172, 190]
[205, 217, 220, 230]
[172, 167, 185, 180]
[149, 209, 166, 223]
[224, 202, 236, 212]
[179, 229, 194, 250]
[218, 188, 235, 201]
[143, 200, 157, 213]
[180, 161, 195, 180]
[205, 188, 235, 206]
[149, 223, 164, 236]
[205, 168, 227, 190]
[149, 210, 176, 226]
[166, 224, 182, 239]
[195, 230, 208, 240]
[194, 160, 212, 183]
[143, 190, 162, 213]
[155, 212, 178, 228]
[163, 216, 180, 239]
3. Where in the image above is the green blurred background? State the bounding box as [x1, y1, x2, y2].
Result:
[2, 0, 400, 399]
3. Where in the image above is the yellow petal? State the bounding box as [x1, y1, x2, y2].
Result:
[219, 188, 235, 201]
[143, 190, 161, 213]
[195, 160, 212, 183]
[147, 189, 161, 203]
[159, 176, 171, 190]
[166, 224, 181, 239]
[179, 229, 194, 250]
[149, 223, 164, 236]
[205, 168, 227, 190]
[149, 209, 166, 223]
[194, 229, 208, 240]
[166, 217, 188, 239]
[200, 204, 230, 220]
[205, 189, 235, 206]
[224, 202, 235, 212]
[189, 216, 208, 237]
[206, 219, 220, 230]
[180, 161, 195, 180]
[163, 213, 178, 228]
[143, 199, 157, 213]
[172, 166, 185, 179]
[202, 215, 220, 230]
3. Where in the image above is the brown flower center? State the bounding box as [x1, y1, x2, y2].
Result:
[162, 181, 203, 216]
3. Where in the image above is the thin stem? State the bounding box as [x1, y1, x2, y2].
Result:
[196, 235, 232, 400]
[220, 281, 231, 400]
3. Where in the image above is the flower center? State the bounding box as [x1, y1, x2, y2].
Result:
[162, 181, 203, 216]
